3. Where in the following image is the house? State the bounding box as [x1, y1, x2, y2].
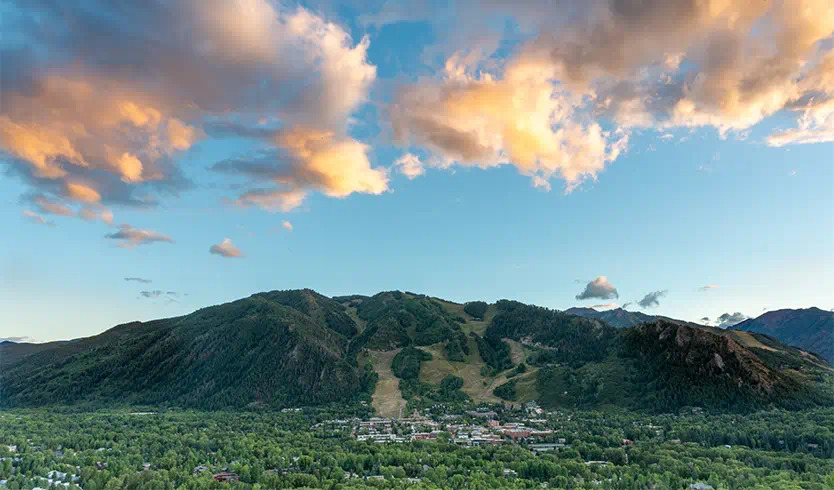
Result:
[213, 473, 240, 483]
[529, 443, 565, 453]
[143, 463, 151, 471]
[622, 439, 634, 446]
[807, 443, 819, 449]
[193, 465, 210, 474]
[503, 429, 532, 440]
[412, 432, 435, 440]
[47, 471, 68, 480]
[689, 484, 714, 490]
[503, 468, 517, 478]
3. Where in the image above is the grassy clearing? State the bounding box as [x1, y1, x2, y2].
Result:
[417, 336, 538, 405]
[365, 349, 407, 418]
[344, 305, 367, 333]
[730, 331, 778, 351]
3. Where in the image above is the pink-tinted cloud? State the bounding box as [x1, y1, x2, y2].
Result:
[209, 238, 243, 258]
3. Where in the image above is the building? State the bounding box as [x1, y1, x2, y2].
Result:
[529, 443, 566, 452]
[213, 473, 240, 483]
[503, 429, 532, 440]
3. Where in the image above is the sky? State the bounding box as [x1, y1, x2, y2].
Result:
[2, 0, 833, 342]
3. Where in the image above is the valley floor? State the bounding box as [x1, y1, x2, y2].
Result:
[0, 407, 832, 489]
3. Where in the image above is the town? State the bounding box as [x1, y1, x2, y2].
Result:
[1, 403, 829, 489]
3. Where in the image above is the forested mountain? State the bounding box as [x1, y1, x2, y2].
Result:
[0, 339, 71, 367]
[1, 290, 831, 413]
[0, 291, 374, 409]
[564, 307, 703, 328]
[735, 307, 833, 362]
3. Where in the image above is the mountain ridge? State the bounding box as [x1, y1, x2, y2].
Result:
[1, 290, 830, 414]
[735, 307, 833, 362]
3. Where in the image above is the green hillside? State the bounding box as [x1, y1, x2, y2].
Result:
[0, 292, 373, 409]
[1, 289, 831, 414]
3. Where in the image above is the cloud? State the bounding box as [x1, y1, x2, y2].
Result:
[699, 285, 720, 291]
[209, 238, 243, 258]
[139, 290, 180, 302]
[394, 153, 425, 179]
[79, 207, 115, 225]
[392, 53, 628, 192]
[124, 277, 152, 284]
[106, 224, 173, 247]
[282, 221, 293, 231]
[591, 303, 619, 309]
[30, 195, 74, 217]
[214, 128, 389, 212]
[637, 290, 668, 308]
[21, 210, 54, 227]
[717, 312, 749, 329]
[391, 0, 834, 188]
[576, 276, 619, 300]
[1, 0, 380, 216]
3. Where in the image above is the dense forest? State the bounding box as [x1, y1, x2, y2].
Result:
[0, 407, 832, 489]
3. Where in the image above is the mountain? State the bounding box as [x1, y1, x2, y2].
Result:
[0, 339, 71, 367]
[0, 289, 374, 409]
[564, 307, 702, 328]
[735, 307, 833, 362]
[1, 290, 830, 414]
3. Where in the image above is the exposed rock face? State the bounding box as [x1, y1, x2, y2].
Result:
[628, 321, 777, 395]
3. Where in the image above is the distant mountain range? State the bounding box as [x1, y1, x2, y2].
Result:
[563, 307, 704, 328]
[1, 291, 830, 414]
[735, 307, 833, 363]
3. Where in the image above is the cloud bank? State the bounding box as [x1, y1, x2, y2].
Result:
[1, 0, 385, 219]
[392, 0, 834, 190]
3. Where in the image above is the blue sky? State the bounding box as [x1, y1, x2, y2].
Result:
[2, 0, 833, 341]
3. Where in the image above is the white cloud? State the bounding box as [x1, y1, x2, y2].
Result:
[282, 221, 293, 231]
[576, 276, 619, 300]
[394, 153, 425, 179]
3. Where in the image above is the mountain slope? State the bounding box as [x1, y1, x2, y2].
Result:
[1, 291, 831, 414]
[0, 292, 373, 409]
[495, 302, 832, 412]
[735, 307, 833, 362]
